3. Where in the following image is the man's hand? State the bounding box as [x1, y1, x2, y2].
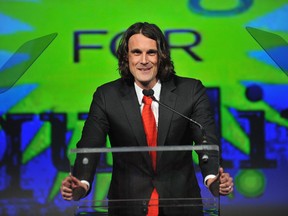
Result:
[218, 167, 234, 195]
[60, 174, 88, 201]
[207, 167, 234, 196]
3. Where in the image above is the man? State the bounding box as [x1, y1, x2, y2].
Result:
[60, 22, 233, 216]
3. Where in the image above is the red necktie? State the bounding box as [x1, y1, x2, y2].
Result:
[142, 95, 159, 216]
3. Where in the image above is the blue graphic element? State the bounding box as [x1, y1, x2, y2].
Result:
[0, 84, 38, 115]
[0, 51, 11, 68]
[0, 51, 30, 72]
[248, 50, 281, 70]
[246, 5, 288, 76]
[242, 81, 288, 111]
[246, 4, 288, 32]
[21, 148, 58, 204]
[266, 46, 288, 72]
[21, 117, 43, 151]
[0, 13, 33, 34]
[245, 84, 263, 102]
[228, 107, 251, 133]
[188, 0, 253, 16]
[66, 130, 73, 145]
[249, 48, 288, 73]
[246, 27, 288, 76]
[0, 130, 6, 161]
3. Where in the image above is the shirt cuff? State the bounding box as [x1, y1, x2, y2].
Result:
[81, 180, 90, 191]
[204, 174, 216, 187]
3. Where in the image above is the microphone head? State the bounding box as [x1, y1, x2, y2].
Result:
[142, 89, 154, 97]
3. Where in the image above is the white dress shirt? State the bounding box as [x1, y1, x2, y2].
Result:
[134, 81, 161, 128]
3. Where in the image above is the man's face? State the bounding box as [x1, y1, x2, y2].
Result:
[128, 33, 159, 89]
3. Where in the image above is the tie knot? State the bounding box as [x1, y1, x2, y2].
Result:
[142, 95, 153, 105]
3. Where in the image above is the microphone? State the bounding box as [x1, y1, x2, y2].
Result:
[72, 186, 87, 201]
[142, 89, 209, 162]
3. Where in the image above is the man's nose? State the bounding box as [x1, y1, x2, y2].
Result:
[140, 54, 149, 64]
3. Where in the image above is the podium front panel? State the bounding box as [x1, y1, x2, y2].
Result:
[69, 145, 220, 216]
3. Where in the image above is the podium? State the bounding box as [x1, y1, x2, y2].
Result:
[69, 145, 220, 216]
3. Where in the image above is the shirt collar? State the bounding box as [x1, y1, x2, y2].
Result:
[134, 81, 161, 105]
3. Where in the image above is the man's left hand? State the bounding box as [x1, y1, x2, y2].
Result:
[207, 167, 234, 196]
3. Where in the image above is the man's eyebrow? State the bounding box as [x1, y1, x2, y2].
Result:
[130, 48, 158, 53]
[147, 49, 158, 53]
[130, 48, 142, 53]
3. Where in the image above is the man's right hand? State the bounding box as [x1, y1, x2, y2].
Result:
[60, 174, 88, 201]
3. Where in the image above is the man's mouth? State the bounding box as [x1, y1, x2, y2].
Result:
[138, 67, 152, 71]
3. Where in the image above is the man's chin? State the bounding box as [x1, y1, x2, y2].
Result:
[139, 80, 151, 86]
[134, 80, 155, 89]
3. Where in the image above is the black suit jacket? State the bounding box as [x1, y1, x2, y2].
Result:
[73, 75, 219, 215]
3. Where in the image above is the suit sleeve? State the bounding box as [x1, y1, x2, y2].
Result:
[190, 80, 220, 179]
[72, 87, 109, 195]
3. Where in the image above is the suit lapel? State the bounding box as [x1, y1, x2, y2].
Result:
[157, 79, 177, 164]
[119, 84, 153, 168]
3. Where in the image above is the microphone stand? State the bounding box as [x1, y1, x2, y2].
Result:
[142, 89, 209, 162]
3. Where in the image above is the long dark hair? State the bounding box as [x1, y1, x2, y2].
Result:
[117, 22, 175, 85]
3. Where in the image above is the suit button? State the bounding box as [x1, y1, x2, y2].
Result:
[142, 201, 148, 214]
[143, 207, 148, 214]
